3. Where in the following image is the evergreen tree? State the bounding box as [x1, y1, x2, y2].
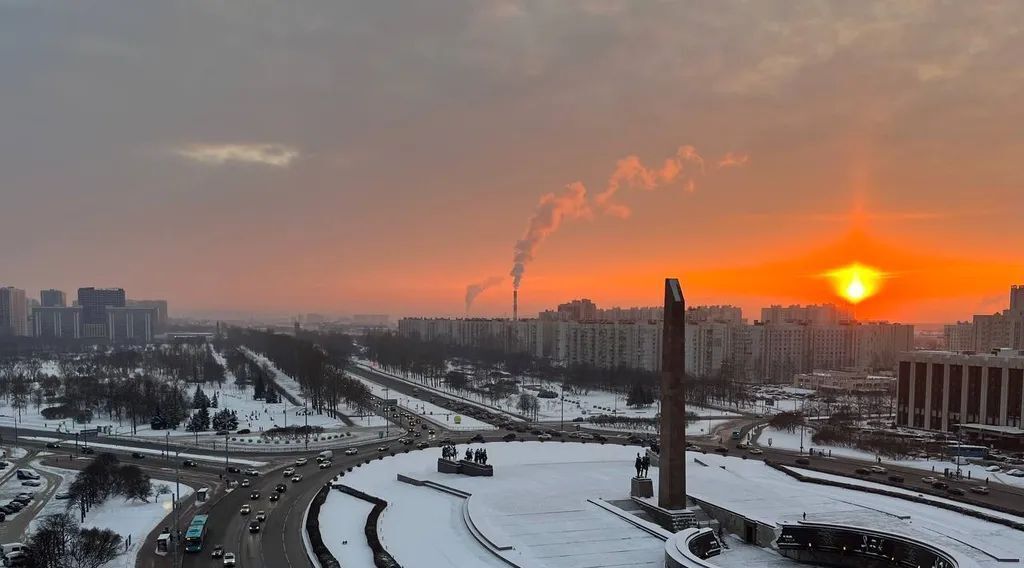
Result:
[212, 408, 239, 431]
[186, 407, 210, 432]
[192, 385, 210, 410]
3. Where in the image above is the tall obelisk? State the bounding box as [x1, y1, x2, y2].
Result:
[659, 278, 687, 509]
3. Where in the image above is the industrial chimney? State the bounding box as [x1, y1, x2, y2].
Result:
[513, 290, 519, 321]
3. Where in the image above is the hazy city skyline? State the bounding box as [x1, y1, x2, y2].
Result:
[3, 2, 1022, 322]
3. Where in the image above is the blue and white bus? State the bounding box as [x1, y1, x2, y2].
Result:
[184, 514, 209, 553]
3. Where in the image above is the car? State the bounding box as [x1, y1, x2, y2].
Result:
[713, 447, 729, 455]
[593, 434, 608, 442]
[795, 458, 810, 466]
[0, 512, 5, 522]
[932, 481, 949, 490]
[248, 520, 261, 533]
[240, 479, 251, 488]
[21, 480, 41, 487]
[13, 495, 33, 504]
[239, 505, 251, 515]
[80, 447, 95, 455]
[947, 487, 965, 496]
[249, 491, 260, 500]
[888, 475, 905, 483]
[747, 448, 763, 455]
[537, 433, 552, 441]
[216, 430, 230, 436]
[377, 446, 390, 452]
[269, 493, 280, 502]
[283, 467, 295, 477]
[428, 429, 436, 435]
[182, 460, 198, 468]
[686, 444, 701, 452]
[0, 505, 17, 515]
[291, 475, 303, 483]
[226, 466, 241, 474]
[416, 442, 429, 449]
[236, 429, 251, 435]
[131, 452, 145, 459]
[15, 470, 39, 481]
[275, 483, 288, 493]
[319, 461, 332, 469]
[469, 434, 486, 443]
[969, 485, 990, 494]
[921, 476, 938, 484]
[45, 442, 62, 449]
[211, 545, 224, 558]
[413, 432, 422, 438]
[502, 433, 517, 442]
[295, 458, 308, 466]
[256, 510, 266, 521]
[245, 469, 259, 477]
[344, 448, 358, 456]
[223, 552, 236, 566]
[985, 465, 1002, 472]
[854, 467, 871, 475]
[869, 466, 887, 474]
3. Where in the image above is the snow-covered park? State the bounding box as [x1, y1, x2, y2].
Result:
[349, 375, 495, 431]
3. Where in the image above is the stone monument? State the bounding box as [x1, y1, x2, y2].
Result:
[659, 278, 687, 509]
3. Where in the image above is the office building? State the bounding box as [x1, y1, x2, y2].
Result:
[896, 349, 1024, 445]
[107, 307, 158, 343]
[78, 287, 126, 338]
[33, 306, 82, 339]
[40, 289, 67, 308]
[127, 299, 169, 329]
[0, 287, 29, 337]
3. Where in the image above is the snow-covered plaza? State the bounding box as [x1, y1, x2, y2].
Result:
[318, 441, 1024, 568]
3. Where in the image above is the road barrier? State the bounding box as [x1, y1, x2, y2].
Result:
[304, 484, 339, 568]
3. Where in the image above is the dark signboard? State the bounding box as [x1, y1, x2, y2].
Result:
[777, 525, 955, 568]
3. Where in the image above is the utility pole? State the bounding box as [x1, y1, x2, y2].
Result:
[224, 437, 229, 469]
[304, 400, 309, 450]
[165, 432, 170, 462]
[560, 382, 565, 432]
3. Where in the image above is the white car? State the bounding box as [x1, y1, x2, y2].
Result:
[537, 434, 552, 441]
[291, 475, 303, 482]
[283, 467, 295, 477]
[748, 448, 764, 455]
[986, 465, 1002, 472]
[295, 458, 308, 466]
[869, 466, 887, 474]
[318, 461, 332, 469]
[921, 476, 938, 484]
[1006, 469, 1024, 477]
[223, 552, 236, 566]
[344, 448, 358, 456]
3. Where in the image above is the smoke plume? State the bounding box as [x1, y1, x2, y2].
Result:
[465, 276, 504, 312]
[594, 145, 707, 218]
[510, 182, 591, 289]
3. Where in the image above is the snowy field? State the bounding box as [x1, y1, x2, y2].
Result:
[349, 375, 495, 431]
[318, 490, 377, 567]
[356, 361, 737, 423]
[754, 426, 1024, 490]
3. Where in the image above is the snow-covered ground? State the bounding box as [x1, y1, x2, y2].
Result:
[356, 360, 736, 423]
[318, 490, 376, 567]
[323, 441, 1024, 568]
[350, 375, 495, 431]
[754, 426, 1024, 490]
[82, 481, 192, 568]
[581, 418, 733, 437]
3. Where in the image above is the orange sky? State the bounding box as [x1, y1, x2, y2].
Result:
[2, 3, 1022, 323]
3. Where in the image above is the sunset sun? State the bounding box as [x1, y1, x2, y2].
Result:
[825, 263, 884, 304]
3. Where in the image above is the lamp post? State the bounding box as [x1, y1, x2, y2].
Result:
[304, 400, 309, 450]
[560, 382, 565, 432]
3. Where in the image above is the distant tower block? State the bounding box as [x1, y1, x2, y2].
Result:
[659, 278, 687, 509]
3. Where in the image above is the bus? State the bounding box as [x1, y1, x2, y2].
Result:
[183, 515, 209, 553]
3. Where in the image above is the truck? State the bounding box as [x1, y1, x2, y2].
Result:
[317, 450, 333, 462]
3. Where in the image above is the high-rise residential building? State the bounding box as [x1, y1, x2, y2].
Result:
[1011, 284, 1024, 314]
[0, 287, 29, 337]
[760, 304, 852, 325]
[944, 321, 975, 352]
[896, 349, 1024, 442]
[971, 286, 1024, 352]
[33, 306, 82, 339]
[40, 289, 67, 307]
[686, 305, 745, 325]
[78, 287, 126, 337]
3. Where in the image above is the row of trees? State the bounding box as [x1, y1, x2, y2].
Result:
[68, 454, 157, 518]
[26, 513, 122, 568]
[222, 328, 372, 417]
